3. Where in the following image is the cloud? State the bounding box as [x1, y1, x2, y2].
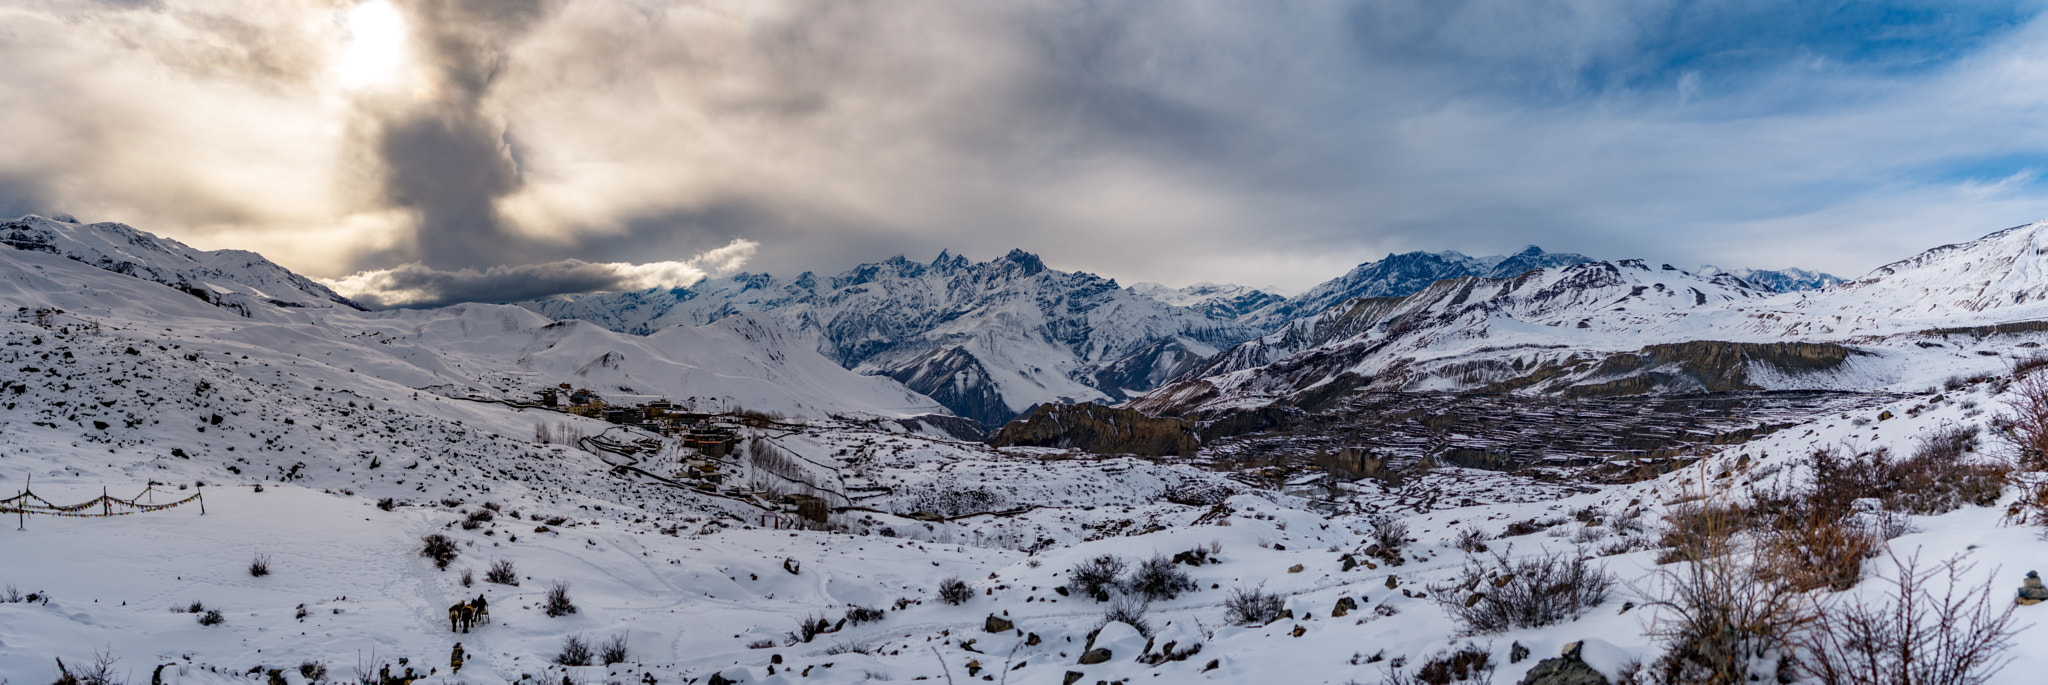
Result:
[325, 238, 758, 308]
[6, 0, 2048, 297]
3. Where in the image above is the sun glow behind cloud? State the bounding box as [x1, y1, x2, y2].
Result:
[339, 1, 408, 90]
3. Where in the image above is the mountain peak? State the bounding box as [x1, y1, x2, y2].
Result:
[1001, 249, 1046, 275]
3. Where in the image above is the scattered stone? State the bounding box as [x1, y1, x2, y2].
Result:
[708, 673, 736, 685]
[1510, 642, 1530, 664]
[985, 615, 1015, 633]
[1290, 625, 1306, 637]
[1026, 633, 1042, 646]
[1287, 564, 1305, 574]
[1340, 554, 1359, 572]
[1204, 659, 1220, 672]
[1063, 672, 1084, 685]
[1619, 601, 1635, 614]
[1385, 575, 1400, 589]
[1464, 593, 1485, 608]
[782, 558, 800, 575]
[1078, 648, 1112, 665]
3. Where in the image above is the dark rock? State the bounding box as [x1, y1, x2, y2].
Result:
[1063, 672, 1084, 685]
[1510, 642, 1530, 664]
[1520, 642, 1608, 685]
[1332, 597, 1357, 617]
[1078, 648, 1112, 665]
[985, 615, 1015, 633]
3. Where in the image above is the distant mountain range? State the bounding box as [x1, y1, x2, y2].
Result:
[515, 246, 1654, 425]
[5, 212, 1914, 432]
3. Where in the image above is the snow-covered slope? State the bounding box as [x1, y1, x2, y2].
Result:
[0, 223, 947, 421]
[2, 214, 363, 312]
[520, 250, 1262, 425]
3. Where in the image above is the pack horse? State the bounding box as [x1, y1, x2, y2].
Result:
[447, 595, 489, 633]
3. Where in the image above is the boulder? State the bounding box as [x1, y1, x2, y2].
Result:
[1332, 596, 1358, 617]
[1520, 642, 1609, 685]
[1078, 648, 1113, 665]
[985, 614, 1015, 633]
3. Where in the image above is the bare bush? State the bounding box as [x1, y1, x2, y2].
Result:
[792, 613, 835, 643]
[197, 609, 225, 626]
[1802, 552, 2020, 685]
[297, 660, 327, 682]
[554, 634, 592, 666]
[420, 534, 458, 570]
[599, 633, 631, 666]
[1453, 528, 1490, 554]
[1066, 554, 1126, 601]
[1430, 547, 1615, 635]
[1126, 554, 1196, 601]
[485, 559, 518, 585]
[1368, 514, 1410, 555]
[936, 577, 973, 605]
[1757, 510, 1881, 593]
[57, 649, 123, 685]
[1999, 370, 2048, 471]
[1415, 643, 1495, 685]
[247, 554, 270, 577]
[1642, 546, 1811, 684]
[1099, 596, 1152, 637]
[843, 604, 885, 625]
[1223, 584, 1286, 626]
[544, 582, 577, 617]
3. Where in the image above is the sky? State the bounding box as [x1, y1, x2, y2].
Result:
[6, 0, 2048, 307]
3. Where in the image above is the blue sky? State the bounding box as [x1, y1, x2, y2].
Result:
[5, 0, 2048, 304]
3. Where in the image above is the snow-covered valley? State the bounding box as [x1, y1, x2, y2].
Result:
[7, 215, 2048, 685]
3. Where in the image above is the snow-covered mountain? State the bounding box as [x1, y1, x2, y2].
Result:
[1135, 222, 2048, 417]
[1, 214, 363, 313]
[519, 250, 1263, 426]
[1242, 245, 1595, 326]
[0, 218, 948, 420]
[1696, 265, 1843, 292]
[1126, 281, 1287, 320]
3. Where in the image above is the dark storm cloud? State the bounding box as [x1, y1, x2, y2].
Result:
[360, 0, 551, 271]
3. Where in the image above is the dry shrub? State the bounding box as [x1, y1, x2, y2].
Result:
[544, 581, 577, 617]
[1999, 370, 2048, 471]
[1223, 584, 1285, 626]
[1066, 555, 1126, 601]
[1126, 554, 1196, 601]
[1642, 545, 1813, 685]
[1887, 425, 2007, 516]
[1368, 514, 1410, 556]
[1802, 552, 2020, 685]
[1756, 511, 1880, 593]
[599, 633, 630, 666]
[1656, 502, 1742, 565]
[420, 534, 458, 570]
[936, 577, 973, 605]
[1430, 546, 1615, 635]
[843, 604, 885, 625]
[791, 613, 835, 644]
[554, 634, 592, 666]
[1414, 643, 1495, 685]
